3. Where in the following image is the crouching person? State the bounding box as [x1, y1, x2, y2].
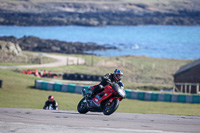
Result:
[43, 95, 58, 110]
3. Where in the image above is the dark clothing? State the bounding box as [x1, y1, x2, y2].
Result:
[100, 73, 115, 86]
[43, 100, 58, 110]
[92, 73, 124, 96]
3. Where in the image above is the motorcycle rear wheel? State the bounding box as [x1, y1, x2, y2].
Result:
[77, 98, 88, 114]
[103, 98, 119, 115]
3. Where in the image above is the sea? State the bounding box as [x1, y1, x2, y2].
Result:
[0, 25, 200, 59]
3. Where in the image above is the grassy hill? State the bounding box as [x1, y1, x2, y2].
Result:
[0, 52, 193, 90]
[26, 53, 192, 91]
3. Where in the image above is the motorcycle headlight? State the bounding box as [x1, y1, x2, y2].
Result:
[118, 89, 126, 98]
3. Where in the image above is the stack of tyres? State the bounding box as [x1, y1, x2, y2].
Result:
[0, 79, 2, 88]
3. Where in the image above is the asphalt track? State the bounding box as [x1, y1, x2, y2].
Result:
[0, 108, 200, 133]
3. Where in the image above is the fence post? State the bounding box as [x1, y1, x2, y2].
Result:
[66, 57, 68, 65]
[197, 83, 199, 94]
[189, 84, 191, 94]
[181, 84, 183, 93]
[77, 58, 79, 65]
[152, 63, 155, 70]
[184, 83, 187, 93]
[40, 57, 42, 64]
[173, 83, 176, 93]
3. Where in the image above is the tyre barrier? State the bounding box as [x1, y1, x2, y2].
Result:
[35, 80, 200, 104]
[63, 73, 103, 81]
[0, 79, 2, 88]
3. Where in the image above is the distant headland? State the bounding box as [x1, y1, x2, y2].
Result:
[0, 0, 200, 26]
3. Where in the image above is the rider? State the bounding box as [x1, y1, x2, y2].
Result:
[43, 95, 58, 110]
[91, 69, 124, 98]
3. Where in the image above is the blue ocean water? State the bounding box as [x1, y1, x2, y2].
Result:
[0, 25, 200, 59]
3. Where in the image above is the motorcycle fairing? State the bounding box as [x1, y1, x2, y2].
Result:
[92, 85, 114, 106]
[109, 97, 123, 103]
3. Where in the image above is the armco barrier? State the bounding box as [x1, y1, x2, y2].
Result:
[131, 91, 138, 99]
[178, 94, 186, 103]
[186, 95, 193, 103]
[34, 80, 200, 104]
[151, 92, 158, 101]
[47, 82, 54, 91]
[193, 95, 200, 103]
[41, 81, 48, 90]
[61, 84, 68, 92]
[75, 85, 83, 94]
[67, 84, 76, 93]
[158, 93, 165, 101]
[171, 94, 178, 102]
[144, 92, 151, 101]
[35, 80, 42, 89]
[54, 82, 62, 91]
[138, 92, 145, 100]
[125, 89, 132, 99]
[164, 94, 172, 102]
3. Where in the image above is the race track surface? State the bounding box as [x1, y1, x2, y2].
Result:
[0, 108, 200, 133]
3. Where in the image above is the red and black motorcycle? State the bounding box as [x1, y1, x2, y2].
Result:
[77, 83, 126, 115]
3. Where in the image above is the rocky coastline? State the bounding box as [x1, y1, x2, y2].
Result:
[0, 0, 199, 55]
[0, 36, 116, 55]
[0, 1, 200, 26]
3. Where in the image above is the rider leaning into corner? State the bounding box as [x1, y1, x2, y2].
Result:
[91, 69, 124, 98]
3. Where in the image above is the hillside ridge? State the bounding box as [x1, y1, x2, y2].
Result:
[0, 0, 200, 26]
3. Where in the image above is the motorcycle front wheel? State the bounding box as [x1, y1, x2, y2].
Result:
[77, 98, 88, 114]
[103, 98, 119, 115]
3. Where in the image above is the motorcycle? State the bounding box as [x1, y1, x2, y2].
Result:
[77, 83, 126, 115]
[43, 104, 58, 110]
[44, 104, 54, 110]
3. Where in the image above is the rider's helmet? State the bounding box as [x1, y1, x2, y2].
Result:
[48, 95, 54, 102]
[113, 69, 123, 82]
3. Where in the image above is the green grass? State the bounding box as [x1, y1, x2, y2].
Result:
[29, 53, 192, 91]
[0, 69, 81, 110]
[0, 52, 192, 91]
[0, 68, 200, 116]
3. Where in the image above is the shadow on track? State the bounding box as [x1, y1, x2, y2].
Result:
[52, 111, 103, 116]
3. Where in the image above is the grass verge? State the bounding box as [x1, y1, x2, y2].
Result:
[0, 69, 200, 116]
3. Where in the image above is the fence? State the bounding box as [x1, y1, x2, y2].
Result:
[173, 83, 200, 94]
[35, 80, 200, 104]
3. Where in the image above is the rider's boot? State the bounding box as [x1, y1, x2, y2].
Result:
[91, 85, 104, 98]
[82, 89, 87, 97]
[91, 85, 100, 98]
